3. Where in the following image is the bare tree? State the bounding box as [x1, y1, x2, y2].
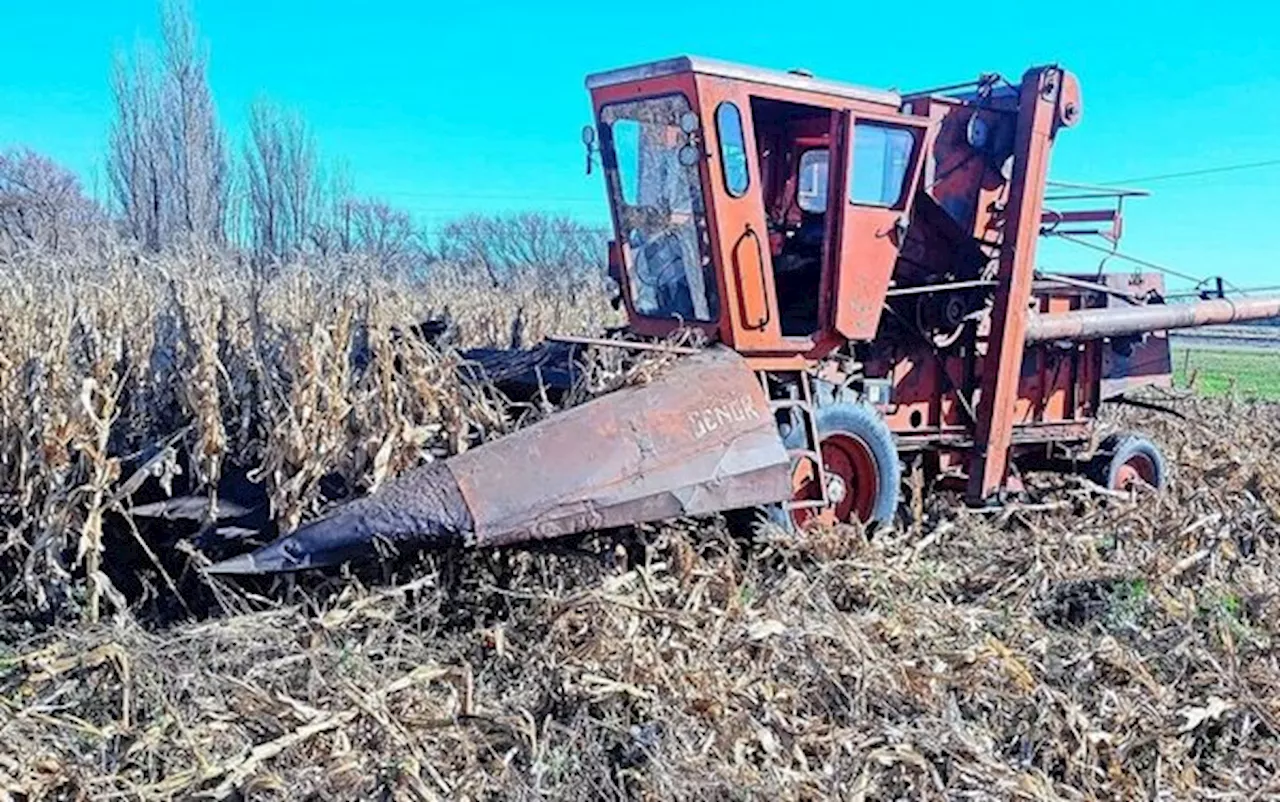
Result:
[436, 213, 606, 287]
[240, 102, 426, 274]
[307, 163, 354, 257]
[243, 99, 320, 262]
[348, 198, 417, 272]
[0, 148, 102, 255]
[158, 0, 228, 245]
[107, 0, 228, 250]
[108, 50, 162, 250]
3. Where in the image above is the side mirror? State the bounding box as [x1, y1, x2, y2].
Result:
[582, 125, 598, 175]
[678, 113, 703, 164]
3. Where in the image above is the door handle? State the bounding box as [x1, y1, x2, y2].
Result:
[733, 224, 771, 330]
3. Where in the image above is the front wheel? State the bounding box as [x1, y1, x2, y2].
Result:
[730, 402, 901, 533]
[791, 403, 901, 528]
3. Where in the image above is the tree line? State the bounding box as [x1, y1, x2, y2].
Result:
[0, 0, 605, 282]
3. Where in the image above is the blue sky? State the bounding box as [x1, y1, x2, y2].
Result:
[2, 0, 1277, 290]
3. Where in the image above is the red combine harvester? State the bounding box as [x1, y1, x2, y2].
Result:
[209, 57, 1280, 573]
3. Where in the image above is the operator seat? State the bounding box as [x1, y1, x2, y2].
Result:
[773, 210, 824, 335]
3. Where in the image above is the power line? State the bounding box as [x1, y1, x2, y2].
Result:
[377, 189, 605, 204]
[1054, 233, 1206, 285]
[1048, 159, 1280, 292]
[1053, 234, 1280, 298]
[1103, 158, 1280, 186]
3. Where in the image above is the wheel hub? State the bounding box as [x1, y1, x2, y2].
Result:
[791, 432, 879, 527]
[1114, 453, 1158, 490]
[825, 473, 848, 505]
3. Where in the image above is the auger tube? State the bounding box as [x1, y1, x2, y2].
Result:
[1026, 296, 1280, 343]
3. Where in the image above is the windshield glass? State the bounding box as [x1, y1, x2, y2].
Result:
[601, 95, 717, 322]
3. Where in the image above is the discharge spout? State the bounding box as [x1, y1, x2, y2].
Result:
[1026, 296, 1280, 344]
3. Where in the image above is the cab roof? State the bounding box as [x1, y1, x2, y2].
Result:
[585, 56, 901, 108]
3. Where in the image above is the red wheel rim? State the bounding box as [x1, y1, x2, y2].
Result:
[1113, 453, 1157, 490]
[791, 432, 879, 527]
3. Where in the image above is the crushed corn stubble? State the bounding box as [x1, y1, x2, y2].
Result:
[1, 247, 1279, 800]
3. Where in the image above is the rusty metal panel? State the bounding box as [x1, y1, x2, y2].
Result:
[1101, 334, 1173, 398]
[587, 56, 901, 107]
[448, 348, 791, 547]
[966, 67, 1082, 504]
[1096, 274, 1172, 398]
[694, 74, 781, 352]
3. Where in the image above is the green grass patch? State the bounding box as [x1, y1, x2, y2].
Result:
[1173, 346, 1280, 401]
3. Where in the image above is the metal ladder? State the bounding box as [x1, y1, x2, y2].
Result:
[760, 372, 830, 516]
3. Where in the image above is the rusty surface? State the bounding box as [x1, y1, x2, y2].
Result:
[1092, 273, 1173, 399]
[449, 347, 791, 547]
[1039, 208, 1122, 241]
[966, 66, 1080, 505]
[1026, 295, 1280, 343]
[829, 111, 930, 341]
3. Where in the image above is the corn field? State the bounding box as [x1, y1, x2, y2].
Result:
[2, 248, 1280, 800]
[0, 245, 615, 622]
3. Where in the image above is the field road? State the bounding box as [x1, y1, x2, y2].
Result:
[1170, 324, 1280, 352]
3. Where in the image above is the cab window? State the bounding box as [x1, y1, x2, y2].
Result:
[796, 149, 828, 213]
[601, 95, 718, 323]
[715, 102, 750, 197]
[850, 123, 915, 207]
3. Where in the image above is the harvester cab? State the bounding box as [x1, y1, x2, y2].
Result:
[585, 57, 1072, 362]
[587, 57, 929, 355]
[585, 56, 1093, 515]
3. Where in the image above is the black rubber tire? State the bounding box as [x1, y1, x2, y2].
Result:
[730, 402, 901, 533]
[807, 403, 902, 525]
[1088, 433, 1169, 491]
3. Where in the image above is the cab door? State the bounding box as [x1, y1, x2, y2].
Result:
[696, 77, 781, 352]
[826, 111, 929, 341]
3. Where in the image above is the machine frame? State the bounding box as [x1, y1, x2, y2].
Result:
[586, 56, 1123, 508]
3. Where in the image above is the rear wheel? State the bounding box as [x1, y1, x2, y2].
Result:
[1088, 433, 1168, 492]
